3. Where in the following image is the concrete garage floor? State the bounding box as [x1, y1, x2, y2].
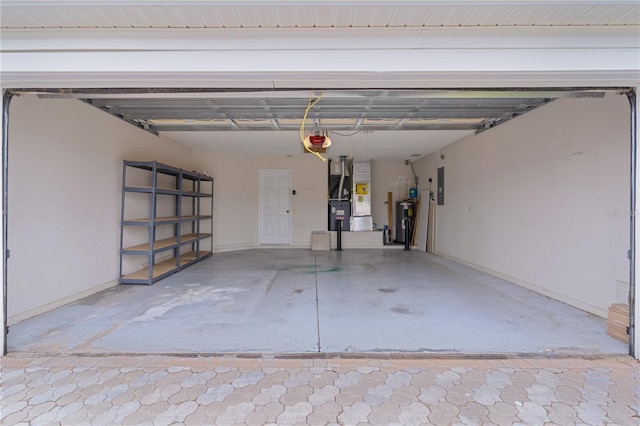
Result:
[9, 250, 627, 355]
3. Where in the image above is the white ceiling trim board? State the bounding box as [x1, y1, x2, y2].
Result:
[2, 25, 638, 88]
[3, 71, 639, 90]
[3, 26, 638, 51]
[2, 47, 638, 88]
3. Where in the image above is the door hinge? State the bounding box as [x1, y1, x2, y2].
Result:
[628, 250, 632, 260]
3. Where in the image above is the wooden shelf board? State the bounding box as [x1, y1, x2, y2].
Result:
[181, 251, 212, 262]
[123, 233, 204, 252]
[122, 258, 179, 281]
[125, 186, 210, 197]
[121, 251, 211, 282]
[123, 215, 202, 224]
[125, 185, 179, 193]
[126, 216, 178, 224]
[180, 233, 200, 244]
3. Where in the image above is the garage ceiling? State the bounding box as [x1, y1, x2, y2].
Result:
[2, 1, 638, 29]
[79, 89, 603, 133]
[31, 88, 602, 160]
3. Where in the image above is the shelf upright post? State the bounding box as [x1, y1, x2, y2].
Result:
[148, 161, 159, 285]
[176, 169, 182, 270]
[195, 176, 201, 258]
[119, 163, 128, 282]
[210, 177, 214, 256]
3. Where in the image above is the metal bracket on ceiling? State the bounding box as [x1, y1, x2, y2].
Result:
[123, 117, 159, 136]
[80, 99, 159, 136]
[476, 119, 501, 135]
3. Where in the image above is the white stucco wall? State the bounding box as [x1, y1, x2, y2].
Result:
[191, 149, 327, 252]
[7, 95, 193, 322]
[413, 94, 630, 317]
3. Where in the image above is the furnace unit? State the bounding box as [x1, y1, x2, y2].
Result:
[328, 156, 351, 231]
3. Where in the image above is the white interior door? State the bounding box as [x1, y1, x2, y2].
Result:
[259, 170, 291, 245]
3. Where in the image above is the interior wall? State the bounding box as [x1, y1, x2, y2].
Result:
[371, 160, 414, 240]
[412, 94, 630, 317]
[191, 149, 327, 251]
[8, 95, 193, 322]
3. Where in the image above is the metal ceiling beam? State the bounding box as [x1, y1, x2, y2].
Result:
[112, 106, 539, 116]
[87, 97, 550, 109]
[152, 123, 482, 132]
[122, 110, 522, 120]
[24, 88, 610, 98]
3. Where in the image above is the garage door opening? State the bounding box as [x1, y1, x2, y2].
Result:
[1, 87, 636, 357]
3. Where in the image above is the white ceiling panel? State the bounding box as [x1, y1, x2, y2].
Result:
[161, 7, 190, 28]
[609, 6, 640, 25]
[424, 6, 471, 27]
[87, 7, 133, 28]
[461, 7, 513, 26]
[498, 6, 554, 26]
[534, 6, 595, 26]
[2, 2, 638, 29]
[2, 7, 55, 28]
[196, 7, 224, 28]
[572, 5, 640, 26]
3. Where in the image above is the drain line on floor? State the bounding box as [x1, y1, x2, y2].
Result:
[314, 252, 322, 352]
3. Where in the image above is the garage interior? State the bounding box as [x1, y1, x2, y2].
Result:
[1, 1, 638, 358]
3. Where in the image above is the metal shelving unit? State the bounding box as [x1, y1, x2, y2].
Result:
[119, 160, 213, 285]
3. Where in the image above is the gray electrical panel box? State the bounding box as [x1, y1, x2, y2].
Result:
[329, 201, 351, 231]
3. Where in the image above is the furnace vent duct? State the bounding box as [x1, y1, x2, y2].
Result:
[338, 156, 347, 201]
[329, 158, 350, 176]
